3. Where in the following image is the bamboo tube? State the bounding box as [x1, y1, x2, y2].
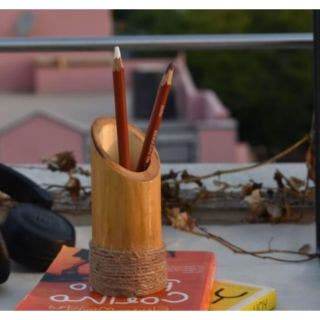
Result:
[89, 117, 167, 297]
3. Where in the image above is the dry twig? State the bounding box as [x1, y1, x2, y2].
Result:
[177, 134, 309, 184]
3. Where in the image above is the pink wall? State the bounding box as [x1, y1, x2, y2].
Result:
[198, 129, 237, 163]
[0, 10, 112, 37]
[0, 10, 112, 91]
[236, 143, 253, 163]
[0, 53, 35, 91]
[35, 66, 114, 93]
[0, 116, 84, 164]
[34, 59, 171, 93]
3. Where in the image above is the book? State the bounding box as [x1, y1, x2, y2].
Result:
[209, 280, 277, 311]
[16, 246, 216, 311]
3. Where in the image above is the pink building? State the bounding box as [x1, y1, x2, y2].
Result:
[0, 111, 85, 163]
[0, 10, 113, 91]
[0, 10, 252, 164]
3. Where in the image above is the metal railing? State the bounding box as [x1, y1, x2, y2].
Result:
[0, 33, 314, 52]
[0, 25, 319, 253]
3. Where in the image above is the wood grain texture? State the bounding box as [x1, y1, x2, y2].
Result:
[91, 117, 163, 250]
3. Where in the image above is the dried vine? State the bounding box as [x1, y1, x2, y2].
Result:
[161, 133, 318, 262]
[1, 134, 317, 263]
[194, 225, 319, 263]
[175, 134, 309, 184]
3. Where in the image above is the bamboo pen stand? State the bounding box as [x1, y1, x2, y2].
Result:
[89, 117, 167, 297]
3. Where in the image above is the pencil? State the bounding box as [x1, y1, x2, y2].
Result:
[136, 62, 174, 172]
[112, 46, 130, 169]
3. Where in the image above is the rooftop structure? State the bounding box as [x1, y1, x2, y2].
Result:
[0, 10, 251, 164]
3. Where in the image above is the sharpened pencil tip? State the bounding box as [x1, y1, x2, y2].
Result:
[167, 62, 174, 71]
[164, 62, 174, 85]
[114, 46, 121, 59]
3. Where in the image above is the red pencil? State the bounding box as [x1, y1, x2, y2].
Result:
[136, 62, 174, 172]
[112, 46, 130, 169]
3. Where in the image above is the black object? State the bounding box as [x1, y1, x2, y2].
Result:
[132, 70, 177, 120]
[0, 231, 10, 284]
[313, 11, 320, 253]
[2, 203, 75, 271]
[0, 163, 53, 208]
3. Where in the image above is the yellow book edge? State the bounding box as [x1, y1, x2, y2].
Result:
[209, 279, 277, 311]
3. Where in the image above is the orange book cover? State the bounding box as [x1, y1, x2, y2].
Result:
[16, 246, 216, 311]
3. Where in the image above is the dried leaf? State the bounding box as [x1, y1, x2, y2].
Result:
[241, 183, 253, 197]
[43, 151, 76, 172]
[165, 207, 195, 232]
[196, 189, 210, 201]
[283, 197, 293, 219]
[241, 182, 262, 198]
[162, 181, 179, 200]
[213, 179, 230, 191]
[266, 189, 274, 198]
[66, 176, 81, 201]
[243, 189, 267, 222]
[274, 170, 285, 190]
[304, 187, 315, 200]
[265, 203, 282, 219]
[243, 189, 264, 206]
[179, 212, 196, 231]
[288, 177, 305, 190]
[161, 170, 178, 181]
[181, 170, 203, 187]
[76, 166, 91, 177]
[246, 203, 266, 223]
[250, 181, 263, 190]
[305, 145, 315, 181]
[298, 243, 311, 254]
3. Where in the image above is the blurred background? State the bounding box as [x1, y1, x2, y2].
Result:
[0, 10, 313, 164]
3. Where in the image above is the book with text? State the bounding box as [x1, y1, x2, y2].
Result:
[16, 246, 216, 311]
[209, 280, 277, 311]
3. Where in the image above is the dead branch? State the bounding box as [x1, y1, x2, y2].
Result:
[195, 225, 319, 263]
[177, 134, 309, 184]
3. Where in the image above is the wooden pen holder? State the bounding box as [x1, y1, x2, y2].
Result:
[89, 117, 167, 297]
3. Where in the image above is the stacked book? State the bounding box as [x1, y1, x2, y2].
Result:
[16, 246, 276, 311]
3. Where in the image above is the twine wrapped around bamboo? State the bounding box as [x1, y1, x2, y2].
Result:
[89, 117, 167, 297]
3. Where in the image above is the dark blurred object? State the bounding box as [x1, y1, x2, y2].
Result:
[132, 70, 177, 120]
[0, 163, 53, 208]
[43, 151, 76, 173]
[2, 204, 75, 272]
[0, 231, 10, 284]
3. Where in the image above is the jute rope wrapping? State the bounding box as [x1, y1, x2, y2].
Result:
[89, 241, 168, 297]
